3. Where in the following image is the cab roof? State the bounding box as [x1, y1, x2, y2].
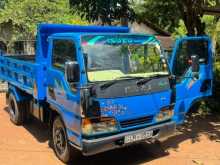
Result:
[37, 24, 130, 60]
[51, 32, 156, 38]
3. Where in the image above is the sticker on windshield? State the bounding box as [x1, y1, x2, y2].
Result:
[82, 35, 159, 46]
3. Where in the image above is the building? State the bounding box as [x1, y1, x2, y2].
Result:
[0, 21, 35, 55]
[113, 18, 174, 52]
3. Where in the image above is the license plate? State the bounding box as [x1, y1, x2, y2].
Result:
[124, 130, 153, 144]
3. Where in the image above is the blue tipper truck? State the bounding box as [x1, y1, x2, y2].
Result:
[0, 24, 213, 163]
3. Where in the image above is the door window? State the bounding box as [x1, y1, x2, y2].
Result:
[52, 39, 76, 71]
[173, 40, 208, 80]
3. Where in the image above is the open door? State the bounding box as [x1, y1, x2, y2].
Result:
[170, 36, 213, 124]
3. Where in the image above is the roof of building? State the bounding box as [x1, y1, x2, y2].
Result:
[113, 17, 173, 50]
[134, 17, 171, 36]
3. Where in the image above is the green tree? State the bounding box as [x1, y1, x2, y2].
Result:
[134, 0, 219, 35]
[172, 20, 188, 38]
[0, 0, 88, 45]
[202, 15, 220, 50]
[0, 0, 6, 9]
[69, 0, 135, 26]
[133, 0, 180, 33]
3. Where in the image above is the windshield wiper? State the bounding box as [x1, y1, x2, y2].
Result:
[137, 74, 169, 86]
[100, 76, 144, 90]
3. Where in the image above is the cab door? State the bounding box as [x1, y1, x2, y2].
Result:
[170, 36, 213, 124]
[46, 37, 82, 146]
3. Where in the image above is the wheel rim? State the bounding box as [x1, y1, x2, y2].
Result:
[9, 99, 16, 118]
[54, 127, 67, 155]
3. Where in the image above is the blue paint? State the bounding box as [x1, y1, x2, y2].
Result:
[0, 24, 213, 155]
[169, 36, 213, 124]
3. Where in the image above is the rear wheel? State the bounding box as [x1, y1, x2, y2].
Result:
[8, 93, 25, 125]
[52, 116, 79, 163]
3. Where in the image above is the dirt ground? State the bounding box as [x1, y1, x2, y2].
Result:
[1, 93, 220, 165]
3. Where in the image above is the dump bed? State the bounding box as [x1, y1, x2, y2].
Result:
[0, 55, 44, 100]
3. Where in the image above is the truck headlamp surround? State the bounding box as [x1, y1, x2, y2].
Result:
[82, 117, 119, 136]
[156, 105, 174, 122]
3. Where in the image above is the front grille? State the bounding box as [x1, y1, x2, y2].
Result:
[120, 116, 154, 128]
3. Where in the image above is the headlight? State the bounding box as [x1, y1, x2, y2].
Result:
[82, 117, 119, 136]
[156, 106, 174, 122]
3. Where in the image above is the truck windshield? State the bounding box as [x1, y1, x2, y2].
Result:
[81, 34, 169, 82]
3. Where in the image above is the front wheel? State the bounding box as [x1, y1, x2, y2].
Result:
[52, 116, 79, 163]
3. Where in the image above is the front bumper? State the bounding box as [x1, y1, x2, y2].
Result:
[81, 121, 176, 156]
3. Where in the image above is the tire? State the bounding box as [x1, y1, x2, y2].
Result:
[8, 93, 25, 125]
[52, 116, 79, 163]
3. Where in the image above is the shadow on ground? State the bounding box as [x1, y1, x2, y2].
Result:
[73, 111, 220, 165]
[3, 106, 220, 165]
[4, 106, 50, 143]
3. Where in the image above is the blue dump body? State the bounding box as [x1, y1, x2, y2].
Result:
[0, 24, 213, 162]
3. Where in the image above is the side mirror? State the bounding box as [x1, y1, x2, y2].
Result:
[190, 54, 199, 78]
[65, 61, 80, 83]
[191, 55, 199, 73]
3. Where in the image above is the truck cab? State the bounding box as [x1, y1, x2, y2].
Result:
[0, 24, 213, 163]
[46, 31, 175, 156]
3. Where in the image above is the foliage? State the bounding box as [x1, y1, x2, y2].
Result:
[0, 0, 6, 9]
[0, 0, 88, 43]
[173, 15, 219, 37]
[133, 0, 180, 33]
[176, 0, 206, 35]
[134, 0, 219, 35]
[69, 0, 135, 25]
[172, 20, 188, 38]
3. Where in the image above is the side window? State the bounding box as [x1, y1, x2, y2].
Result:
[52, 39, 76, 71]
[173, 41, 189, 79]
[173, 40, 208, 80]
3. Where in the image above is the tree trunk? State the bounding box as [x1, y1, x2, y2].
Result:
[120, 0, 129, 26]
[177, 0, 205, 35]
